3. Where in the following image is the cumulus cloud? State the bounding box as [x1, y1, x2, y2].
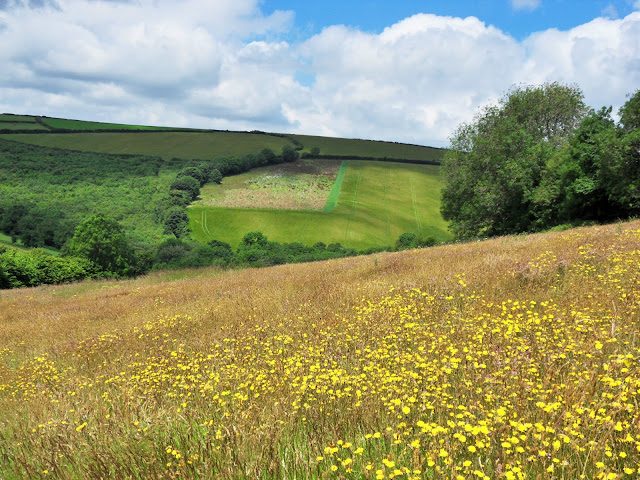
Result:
[510, 0, 541, 11]
[0, 1, 638, 147]
[0, 0, 295, 125]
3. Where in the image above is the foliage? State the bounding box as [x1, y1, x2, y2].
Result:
[394, 232, 437, 251]
[208, 168, 222, 185]
[280, 144, 300, 163]
[163, 208, 190, 238]
[0, 248, 93, 288]
[619, 89, 640, 132]
[169, 176, 200, 201]
[65, 215, 138, 278]
[177, 166, 208, 186]
[442, 82, 600, 238]
[0, 138, 175, 248]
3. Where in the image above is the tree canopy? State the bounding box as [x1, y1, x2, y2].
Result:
[441, 83, 639, 238]
[65, 215, 137, 278]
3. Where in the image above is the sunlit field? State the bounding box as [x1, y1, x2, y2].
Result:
[1, 221, 639, 478]
[190, 161, 450, 250]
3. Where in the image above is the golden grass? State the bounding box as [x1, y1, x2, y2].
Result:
[1, 221, 639, 478]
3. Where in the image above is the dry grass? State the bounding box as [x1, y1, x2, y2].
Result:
[1, 221, 639, 478]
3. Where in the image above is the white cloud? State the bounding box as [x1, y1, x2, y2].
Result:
[0, 2, 638, 147]
[520, 14, 640, 115]
[510, 0, 542, 11]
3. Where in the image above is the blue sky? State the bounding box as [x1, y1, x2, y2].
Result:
[0, 0, 638, 146]
[262, 0, 639, 39]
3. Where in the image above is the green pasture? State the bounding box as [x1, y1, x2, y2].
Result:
[39, 117, 174, 131]
[0, 114, 37, 122]
[0, 123, 48, 131]
[189, 161, 451, 250]
[0, 131, 295, 160]
[289, 134, 445, 162]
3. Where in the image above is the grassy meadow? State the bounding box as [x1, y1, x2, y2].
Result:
[38, 117, 174, 131]
[190, 161, 450, 250]
[0, 131, 295, 160]
[0, 114, 38, 122]
[0, 123, 49, 131]
[0, 220, 639, 478]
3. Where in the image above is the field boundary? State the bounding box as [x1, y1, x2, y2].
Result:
[302, 153, 441, 165]
[323, 161, 348, 212]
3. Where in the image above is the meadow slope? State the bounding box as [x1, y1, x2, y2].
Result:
[1, 221, 639, 479]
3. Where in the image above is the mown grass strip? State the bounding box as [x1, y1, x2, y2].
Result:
[322, 161, 348, 212]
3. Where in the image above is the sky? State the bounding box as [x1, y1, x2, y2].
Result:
[0, 0, 638, 147]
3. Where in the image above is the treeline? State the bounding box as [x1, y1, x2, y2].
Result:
[442, 84, 640, 238]
[0, 219, 436, 288]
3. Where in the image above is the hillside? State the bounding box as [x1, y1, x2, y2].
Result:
[0, 114, 449, 268]
[0, 115, 443, 163]
[190, 160, 450, 249]
[1, 220, 638, 478]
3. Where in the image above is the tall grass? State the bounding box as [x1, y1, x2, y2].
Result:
[1, 221, 639, 478]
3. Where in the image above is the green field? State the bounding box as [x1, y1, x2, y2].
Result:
[0, 131, 295, 160]
[0, 123, 48, 131]
[39, 117, 174, 131]
[0, 114, 37, 122]
[190, 160, 450, 249]
[290, 134, 445, 162]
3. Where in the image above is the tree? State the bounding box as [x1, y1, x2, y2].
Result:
[65, 215, 136, 277]
[281, 145, 300, 163]
[164, 207, 189, 238]
[178, 167, 207, 186]
[170, 176, 200, 201]
[395, 233, 417, 250]
[209, 168, 222, 185]
[619, 89, 640, 133]
[441, 82, 588, 238]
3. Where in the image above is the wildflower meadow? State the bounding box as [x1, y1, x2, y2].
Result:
[0, 221, 639, 478]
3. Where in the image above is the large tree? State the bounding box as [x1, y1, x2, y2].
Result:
[441, 82, 588, 238]
[65, 215, 136, 278]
